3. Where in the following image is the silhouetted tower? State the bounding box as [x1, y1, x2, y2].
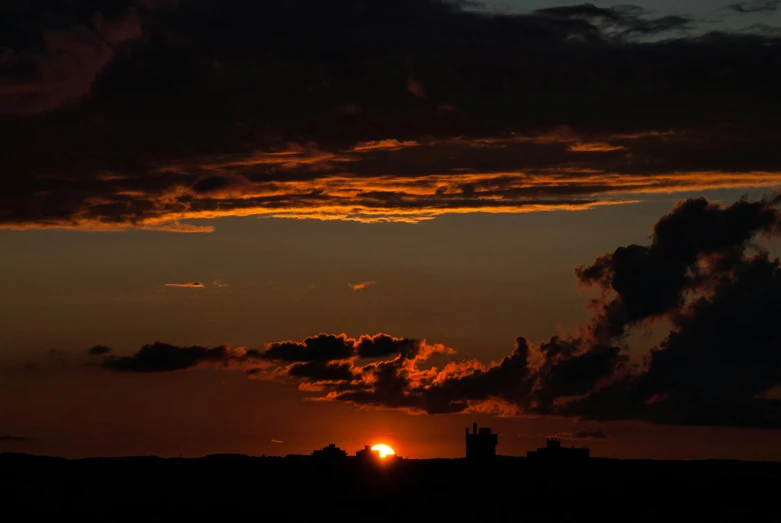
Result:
[465, 422, 498, 460]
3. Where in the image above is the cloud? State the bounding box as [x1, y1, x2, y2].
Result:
[102, 342, 260, 372]
[2, 1, 781, 230]
[164, 282, 205, 288]
[0, 3, 145, 117]
[95, 333, 452, 400]
[549, 430, 613, 440]
[212, 279, 228, 288]
[286, 361, 356, 382]
[354, 334, 422, 359]
[535, 4, 692, 40]
[0, 435, 35, 442]
[406, 77, 426, 99]
[270, 439, 283, 444]
[728, 1, 781, 14]
[91, 10, 143, 45]
[87, 345, 112, 356]
[574, 195, 781, 340]
[348, 281, 377, 291]
[260, 334, 356, 363]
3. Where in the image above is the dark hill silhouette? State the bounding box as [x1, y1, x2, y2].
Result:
[2, 452, 779, 522]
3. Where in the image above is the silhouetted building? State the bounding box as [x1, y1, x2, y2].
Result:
[526, 438, 590, 461]
[355, 445, 382, 463]
[312, 444, 347, 461]
[465, 422, 498, 460]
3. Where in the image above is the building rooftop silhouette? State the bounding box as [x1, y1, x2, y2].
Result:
[355, 445, 398, 463]
[355, 445, 379, 461]
[526, 438, 590, 460]
[465, 422, 498, 460]
[312, 443, 347, 461]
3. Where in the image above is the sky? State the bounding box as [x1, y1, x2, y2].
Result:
[2, 0, 781, 461]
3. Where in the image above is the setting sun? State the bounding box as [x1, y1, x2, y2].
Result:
[371, 444, 396, 458]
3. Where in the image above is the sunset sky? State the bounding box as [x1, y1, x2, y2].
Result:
[2, 0, 781, 461]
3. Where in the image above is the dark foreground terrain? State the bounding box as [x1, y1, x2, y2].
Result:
[2, 453, 779, 522]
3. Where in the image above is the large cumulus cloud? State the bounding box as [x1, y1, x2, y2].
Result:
[2, 1, 781, 229]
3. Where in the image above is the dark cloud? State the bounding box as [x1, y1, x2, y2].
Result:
[0, 434, 35, 442]
[87, 344, 112, 355]
[535, 4, 692, 40]
[575, 195, 781, 339]
[354, 334, 420, 359]
[638, 254, 781, 427]
[261, 334, 356, 362]
[728, 1, 781, 14]
[286, 361, 356, 382]
[102, 342, 255, 372]
[259, 332, 433, 362]
[2, 1, 781, 230]
[0, 1, 143, 116]
[95, 333, 439, 378]
[191, 175, 237, 194]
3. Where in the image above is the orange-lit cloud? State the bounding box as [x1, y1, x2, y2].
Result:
[5, 129, 781, 232]
[5, 0, 781, 234]
[568, 142, 625, 152]
[350, 140, 419, 152]
[164, 282, 205, 288]
[348, 281, 377, 291]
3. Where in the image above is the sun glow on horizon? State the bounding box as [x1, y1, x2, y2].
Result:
[371, 444, 396, 458]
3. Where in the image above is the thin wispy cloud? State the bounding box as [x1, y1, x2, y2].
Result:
[728, 0, 781, 14]
[87, 345, 112, 355]
[271, 439, 284, 444]
[164, 282, 205, 288]
[349, 281, 377, 291]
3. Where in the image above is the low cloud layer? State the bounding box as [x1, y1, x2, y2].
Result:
[91, 195, 781, 429]
[2, 1, 781, 230]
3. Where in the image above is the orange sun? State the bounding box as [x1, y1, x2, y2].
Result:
[371, 444, 396, 458]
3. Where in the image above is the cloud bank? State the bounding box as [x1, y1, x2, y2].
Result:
[2, 1, 781, 230]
